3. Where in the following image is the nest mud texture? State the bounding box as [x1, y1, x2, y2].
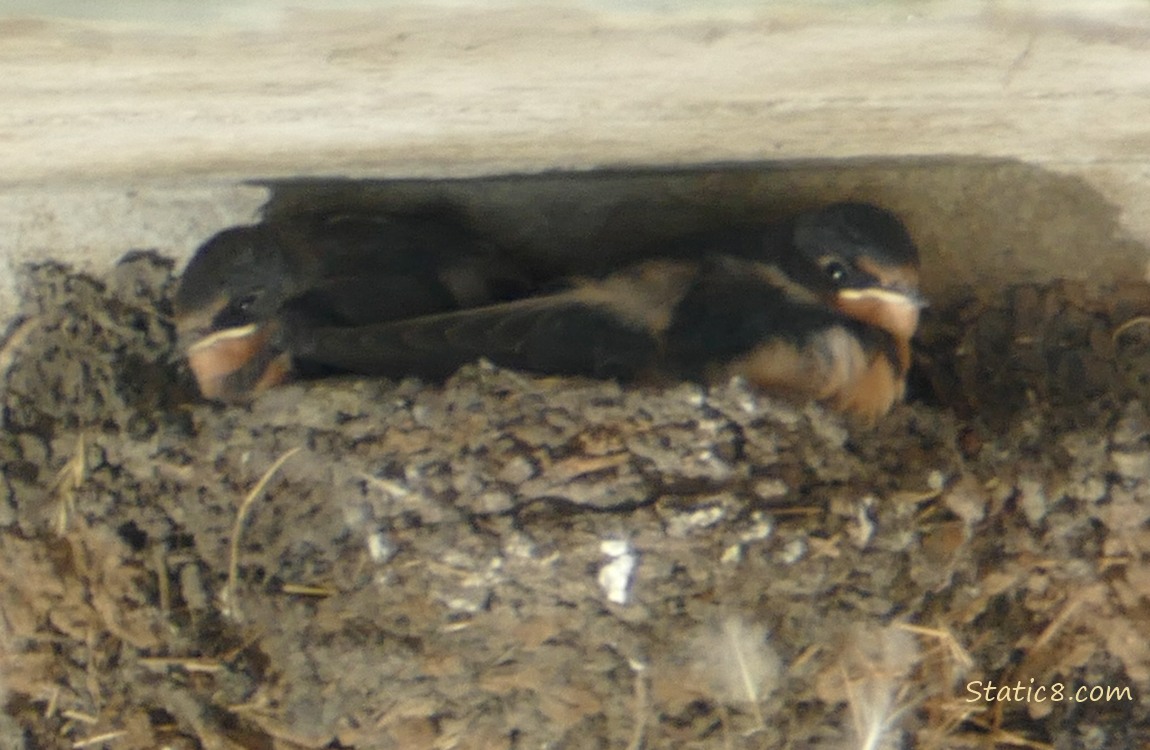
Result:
[2, 254, 1150, 750]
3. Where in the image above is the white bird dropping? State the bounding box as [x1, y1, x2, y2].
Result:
[598, 539, 636, 605]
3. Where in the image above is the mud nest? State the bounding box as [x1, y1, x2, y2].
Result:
[2, 252, 1150, 749]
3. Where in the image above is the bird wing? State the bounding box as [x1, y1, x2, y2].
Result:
[284, 291, 662, 382]
[282, 259, 699, 382]
[278, 213, 535, 325]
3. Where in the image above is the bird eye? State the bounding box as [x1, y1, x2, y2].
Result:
[212, 291, 263, 330]
[234, 293, 258, 313]
[823, 261, 848, 283]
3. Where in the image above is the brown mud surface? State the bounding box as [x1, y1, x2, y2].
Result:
[2, 253, 1150, 749]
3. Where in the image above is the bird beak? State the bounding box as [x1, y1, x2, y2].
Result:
[834, 283, 926, 341]
[183, 324, 271, 400]
[174, 299, 275, 400]
[836, 284, 927, 310]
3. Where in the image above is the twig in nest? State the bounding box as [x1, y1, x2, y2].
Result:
[1032, 588, 1090, 652]
[138, 656, 224, 674]
[220, 447, 301, 622]
[153, 546, 171, 615]
[624, 659, 648, 750]
[0, 315, 38, 379]
[891, 622, 976, 746]
[893, 623, 973, 672]
[281, 583, 336, 597]
[43, 686, 60, 719]
[1112, 315, 1150, 342]
[72, 730, 128, 749]
[960, 717, 1055, 749]
[52, 433, 87, 534]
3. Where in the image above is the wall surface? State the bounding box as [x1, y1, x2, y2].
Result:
[2, 0, 1149, 319]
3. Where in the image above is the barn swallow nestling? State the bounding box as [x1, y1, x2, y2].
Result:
[173, 212, 532, 400]
[277, 202, 925, 421]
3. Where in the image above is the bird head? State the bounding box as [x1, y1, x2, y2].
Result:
[173, 225, 300, 400]
[791, 202, 925, 343]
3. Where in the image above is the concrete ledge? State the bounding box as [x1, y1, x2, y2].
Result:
[4, 2, 1150, 184]
[2, 2, 1149, 319]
